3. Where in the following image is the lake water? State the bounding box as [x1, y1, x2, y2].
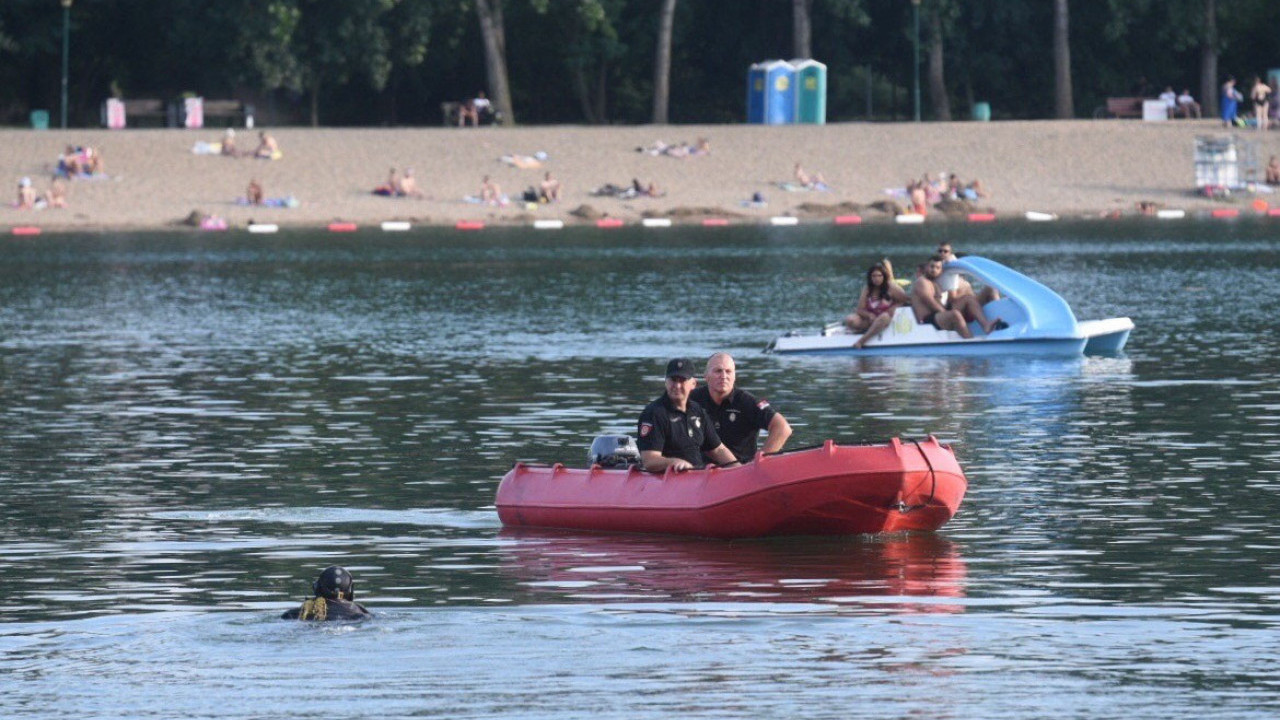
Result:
[2, 221, 1279, 719]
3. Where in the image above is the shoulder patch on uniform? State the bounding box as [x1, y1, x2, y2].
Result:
[639, 422, 653, 437]
[757, 399, 770, 409]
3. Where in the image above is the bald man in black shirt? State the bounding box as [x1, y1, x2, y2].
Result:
[636, 358, 740, 472]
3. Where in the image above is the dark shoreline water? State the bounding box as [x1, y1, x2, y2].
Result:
[2, 221, 1279, 718]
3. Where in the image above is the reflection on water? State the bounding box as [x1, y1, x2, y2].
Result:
[499, 531, 967, 611]
[3, 223, 1280, 718]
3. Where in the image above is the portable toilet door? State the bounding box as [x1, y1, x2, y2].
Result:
[764, 60, 797, 124]
[792, 59, 827, 124]
[746, 62, 768, 123]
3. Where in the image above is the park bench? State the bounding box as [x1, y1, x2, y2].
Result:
[1093, 96, 1146, 119]
[200, 99, 254, 127]
[122, 98, 175, 126]
[441, 100, 503, 127]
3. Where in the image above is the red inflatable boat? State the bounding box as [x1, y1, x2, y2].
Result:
[495, 437, 966, 539]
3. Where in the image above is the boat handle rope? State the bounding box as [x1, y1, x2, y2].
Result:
[910, 439, 939, 507]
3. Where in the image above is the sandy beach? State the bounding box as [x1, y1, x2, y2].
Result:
[4, 120, 1279, 231]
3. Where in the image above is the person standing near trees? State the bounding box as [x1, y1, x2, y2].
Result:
[1250, 76, 1272, 131]
[1222, 76, 1244, 127]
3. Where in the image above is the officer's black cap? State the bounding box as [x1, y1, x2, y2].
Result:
[665, 358, 696, 380]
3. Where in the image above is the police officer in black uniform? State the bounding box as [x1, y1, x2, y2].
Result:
[636, 358, 740, 472]
[690, 352, 792, 464]
[282, 566, 372, 621]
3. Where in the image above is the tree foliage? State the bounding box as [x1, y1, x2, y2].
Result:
[1, 0, 1277, 126]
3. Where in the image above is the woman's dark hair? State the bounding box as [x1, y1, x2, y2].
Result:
[865, 263, 892, 301]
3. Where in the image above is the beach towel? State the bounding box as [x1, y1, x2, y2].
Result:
[779, 181, 829, 192]
[464, 194, 510, 206]
[236, 196, 299, 208]
[192, 141, 223, 155]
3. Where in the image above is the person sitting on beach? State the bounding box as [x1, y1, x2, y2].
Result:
[82, 147, 104, 175]
[45, 177, 68, 208]
[794, 163, 827, 190]
[399, 168, 424, 198]
[1266, 156, 1280, 185]
[16, 177, 37, 209]
[459, 91, 491, 127]
[907, 180, 928, 215]
[539, 171, 561, 202]
[221, 128, 239, 157]
[912, 255, 1002, 339]
[480, 175, 502, 204]
[374, 168, 401, 196]
[253, 131, 280, 160]
[246, 178, 264, 205]
[845, 261, 911, 348]
[1177, 89, 1201, 119]
[1159, 86, 1177, 116]
[281, 566, 371, 621]
[57, 146, 81, 177]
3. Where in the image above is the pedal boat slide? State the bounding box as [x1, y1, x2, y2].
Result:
[767, 256, 1134, 357]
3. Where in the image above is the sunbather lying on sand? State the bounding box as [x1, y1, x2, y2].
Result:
[500, 151, 547, 169]
[590, 179, 665, 199]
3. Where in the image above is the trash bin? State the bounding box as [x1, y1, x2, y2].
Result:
[746, 60, 796, 124]
[792, 59, 827, 124]
[972, 102, 991, 122]
[30, 110, 50, 130]
[103, 98, 126, 129]
[182, 97, 204, 129]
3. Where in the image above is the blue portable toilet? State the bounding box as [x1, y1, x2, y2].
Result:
[747, 60, 796, 124]
[791, 59, 827, 124]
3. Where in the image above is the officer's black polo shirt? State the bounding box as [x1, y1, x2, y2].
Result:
[636, 393, 722, 468]
[689, 386, 778, 463]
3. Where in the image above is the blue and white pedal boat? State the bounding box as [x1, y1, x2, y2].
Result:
[767, 256, 1133, 357]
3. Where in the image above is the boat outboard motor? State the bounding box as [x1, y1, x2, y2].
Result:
[588, 435, 641, 468]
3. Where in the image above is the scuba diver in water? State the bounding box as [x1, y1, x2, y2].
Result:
[281, 566, 372, 621]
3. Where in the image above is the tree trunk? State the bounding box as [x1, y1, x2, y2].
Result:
[475, 0, 515, 125]
[310, 80, 320, 127]
[792, 0, 811, 60]
[1200, 0, 1218, 118]
[572, 66, 597, 123]
[1053, 0, 1074, 118]
[926, 7, 950, 121]
[594, 63, 608, 123]
[651, 0, 678, 124]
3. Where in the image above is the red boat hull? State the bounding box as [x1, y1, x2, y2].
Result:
[495, 437, 966, 539]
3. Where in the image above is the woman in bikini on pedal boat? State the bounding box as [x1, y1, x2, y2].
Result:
[844, 261, 911, 349]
